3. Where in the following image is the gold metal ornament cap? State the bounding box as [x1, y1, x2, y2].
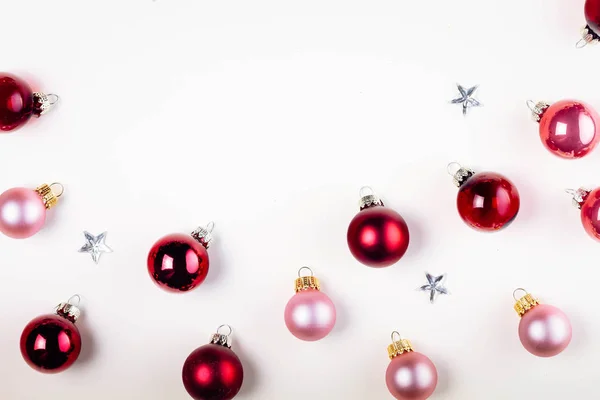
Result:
[294, 266, 321, 293]
[513, 289, 540, 317]
[387, 331, 414, 359]
[35, 183, 64, 209]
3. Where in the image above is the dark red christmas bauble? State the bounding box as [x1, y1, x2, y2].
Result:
[347, 204, 410, 268]
[0, 73, 34, 132]
[147, 233, 209, 292]
[456, 172, 520, 231]
[585, 0, 600, 36]
[20, 314, 81, 373]
[182, 344, 244, 400]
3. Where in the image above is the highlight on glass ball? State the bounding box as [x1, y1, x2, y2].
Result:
[147, 222, 214, 293]
[347, 186, 410, 268]
[513, 289, 572, 358]
[0, 182, 64, 239]
[0, 73, 59, 132]
[385, 331, 438, 400]
[284, 267, 336, 342]
[182, 325, 244, 400]
[527, 99, 600, 159]
[566, 186, 600, 241]
[20, 295, 83, 374]
[448, 163, 520, 232]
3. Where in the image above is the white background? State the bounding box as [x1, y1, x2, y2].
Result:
[0, 0, 598, 399]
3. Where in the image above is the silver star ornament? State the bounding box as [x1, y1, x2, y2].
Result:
[419, 272, 449, 303]
[451, 83, 482, 116]
[79, 231, 113, 264]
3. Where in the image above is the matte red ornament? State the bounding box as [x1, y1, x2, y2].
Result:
[449, 163, 520, 232]
[347, 187, 410, 268]
[20, 295, 82, 374]
[182, 325, 244, 400]
[567, 187, 600, 241]
[527, 99, 600, 159]
[147, 222, 213, 293]
[0, 73, 58, 132]
[579, 0, 600, 47]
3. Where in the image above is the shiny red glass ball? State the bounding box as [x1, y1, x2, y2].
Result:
[347, 205, 410, 268]
[538, 100, 600, 159]
[585, 0, 600, 35]
[580, 188, 600, 240]
[456, 172, 520, 231]
[182, 344, 244, 400]
[0, 73, 34, 132]
[147, 233, 209, 292]
[20, 314, 81, 373]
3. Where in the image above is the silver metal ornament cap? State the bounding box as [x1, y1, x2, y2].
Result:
[526, 100, 550, 123]
[447, 162, 474, 187]
[576, 25, 600, 48]
[55, 295, 81, 323]
[358, 186, 384, 210]
[32, 92, 59, 117]
[191, 221, 215, 249]
[566, 188, 590, 209]
[209, 325, 233, 348]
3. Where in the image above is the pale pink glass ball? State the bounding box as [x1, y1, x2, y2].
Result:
[518, 304, 572, 357]
[284, 289, 336, 341]
[385, 352, 438, 400]
[0, 187, 46, 239]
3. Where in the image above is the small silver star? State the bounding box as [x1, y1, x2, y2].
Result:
[78, 231, 113, 264]
[451, 83, 482, 116]
[418, 273, 449, 303]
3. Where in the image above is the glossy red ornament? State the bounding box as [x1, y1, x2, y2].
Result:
[449, 163, 520, 232]
[567, 187, 600, 241]
[528, 100, 600, 159]
[347, 187, 410, 268]
[20, 295, 82, 374]
[0, 73, 58, 132]
[147, 222, 213, 293]
[580, 0, 600, 47]
[182, 325, 244, 400]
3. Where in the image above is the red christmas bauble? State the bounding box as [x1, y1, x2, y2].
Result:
[0, 73, 34, 132]
[456, 172, 520, 231]
[574, 187, 600, 240]
[538, 100, 600, 159]
[147, 233, 209, 292]
[585, 0, 600, 36]
[182, 344, 244, 400]
[347, 191, 410, 268]
[20, 314, 81, 373]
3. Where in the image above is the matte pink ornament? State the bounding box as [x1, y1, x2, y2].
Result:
[385, 332, 438, 400]
[0, 183, 63, 239]
[284, 267, 336, 342]
[513, 289, 572, 358]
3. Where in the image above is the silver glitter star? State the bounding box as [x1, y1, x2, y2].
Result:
[451, 84, 482, 116]
[419, 273, 449, 303]
[78, 231, 113, 264]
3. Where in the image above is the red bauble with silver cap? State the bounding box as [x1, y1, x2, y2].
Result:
[20, 295, 83, 373]
[513, 289, 572, 358]
[448, 163, 520, 232]
[0, 73, 59, 132]
[527, 99, 600, 159]
[385, 331, 438, 400]
[578, 0, 600, 47]
[0, 182, 64, 239]
[566, 186, 600, 241]
[347, 187, 410, 268]
[147, 222, 214, 292]
[182, 325, 244, 400]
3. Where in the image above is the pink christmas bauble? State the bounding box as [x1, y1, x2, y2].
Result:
[284, 288, 336, 341]
[518, 304, 572, 357]
[385, 351, 438, 400]
[0, 187, 46, 239]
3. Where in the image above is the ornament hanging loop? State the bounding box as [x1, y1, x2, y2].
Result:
[298, 266, 314, 278]
[217, 324, 233, 337]
[358, 186, 383, 209]
[512, 288, 528, 302]
[211, 324, 233, 348]
[448, 162, 474, 187]
[565, 187, 589, 209]
[391, 330, 402, 343]
[191, 221, 215, 249]
[55, 294, 82, 323]
[32, 92, 59, 116]
[446, 162, 462, 176]
[49, 182, 65, 198]
[526, 100, 550, 122]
